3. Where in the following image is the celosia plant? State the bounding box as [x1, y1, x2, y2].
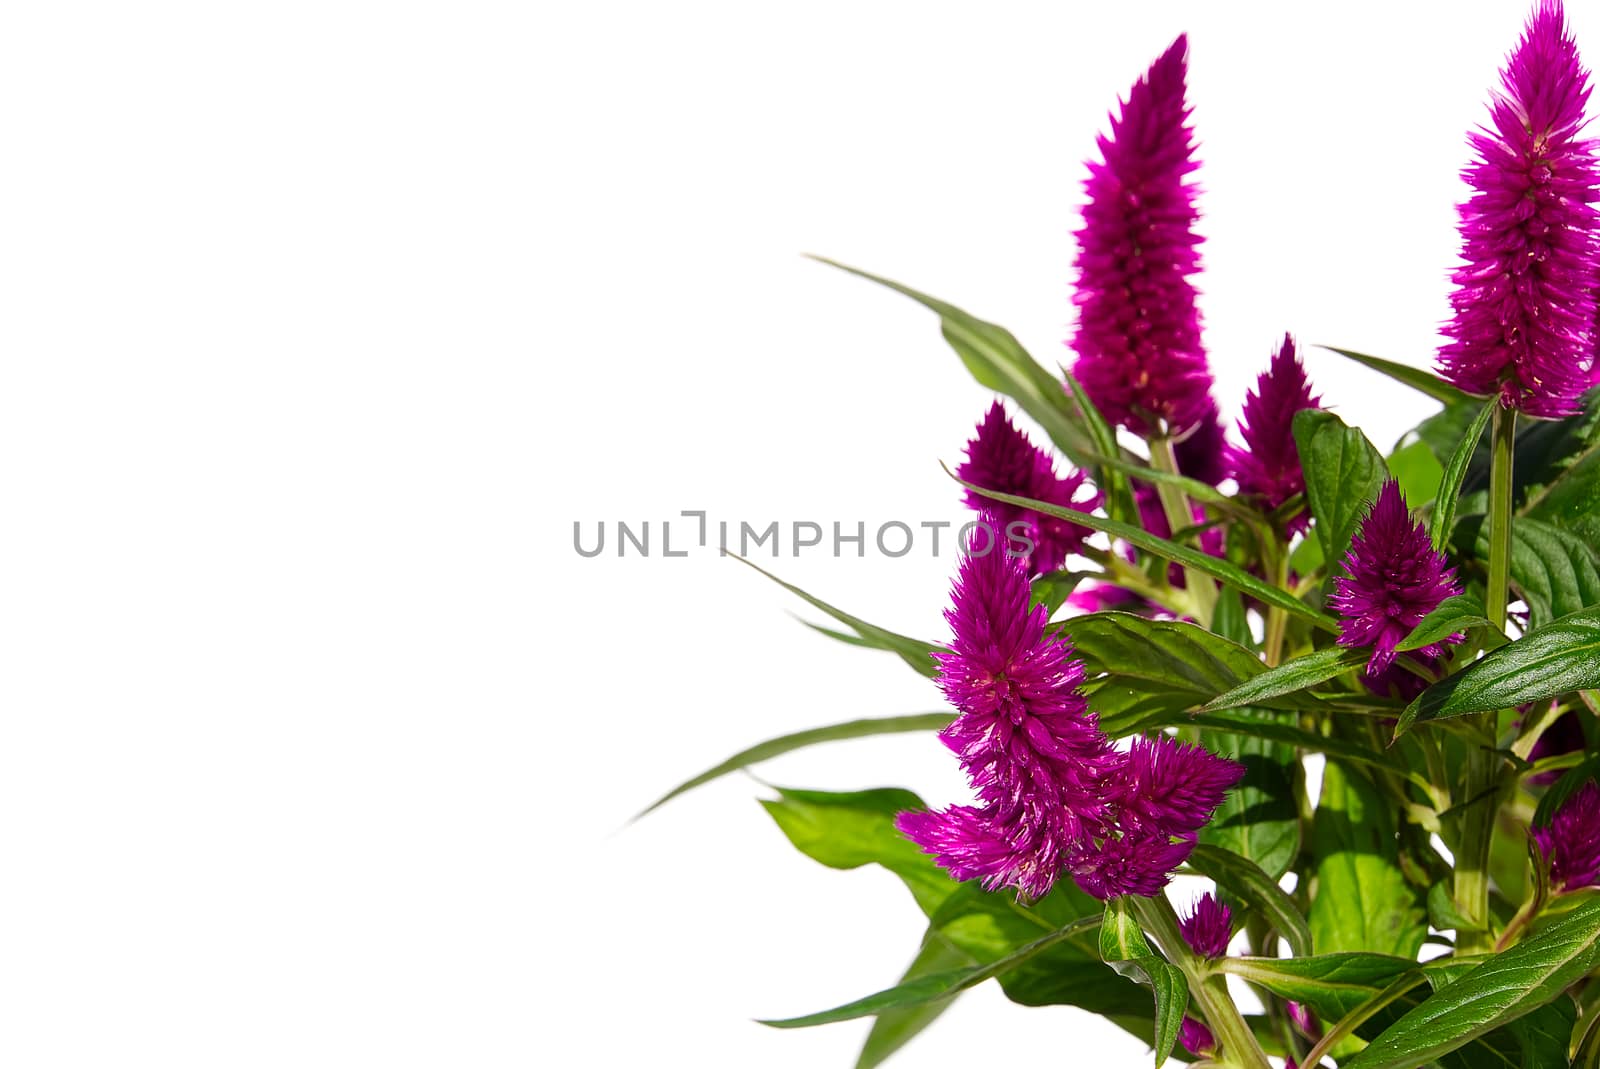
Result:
[644, 3, 1600, 1066]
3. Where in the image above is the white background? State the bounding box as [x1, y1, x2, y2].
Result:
[1, 1, 1583, 1065]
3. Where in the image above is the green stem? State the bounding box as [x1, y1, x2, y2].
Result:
[1455, 404, 1516, 953]
[1132, 896, 1270, 1069]
[1148, 436, 1217, 625]
[1263, 538, 1290, 668]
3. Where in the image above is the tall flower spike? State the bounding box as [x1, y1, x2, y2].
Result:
[1329, 480, 1464, 675]
[957, 402, 1101, 573]
[1532, 781, 1600, 892]
[1070, 35, 1216, 435]
[1228, 334, 1321, 530]
[1437, 0, 1600, 418]
[1179, 892, 1232, 959]
[897, 518, 1119, 899]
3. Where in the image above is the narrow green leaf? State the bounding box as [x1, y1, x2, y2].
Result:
[1339, 895, 1600, 1069]
[1187, 843, 1313, 956]
[1430, 398, 1496, 551]
[1211, 585, 1252, 647]
[1099, 900, 1186, 1068]
[950, 468, 1338, 632]
[854, 937, 970, 1069]
[1398, 606, 1600, 732]
[759, 916, 1101, 1028]
[637, 712, 953, 817]
[809, 257, 1097, 464]
[1188, 711, 1420, 788]
[1308, 762, 1427, 958]
[1062, 370, 1138, 526]
[1394, 594, 1499, 655]
[1220, 953, 1418, 1021]
[1316, 346, 1472, 405]
[731, 554, 944, 677]
[1199, 646, 1367, 713]
[1294, 409, 1391, 573]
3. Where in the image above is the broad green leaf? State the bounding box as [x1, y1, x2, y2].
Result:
[954, 471, 1338, 633]
[1058, 612, 1271, 712]
[1316, 346, 1472, 405]
[1455, 514, 1600, 628]
[1398, 607, 1600, 732]
[1198, 713, 1301, 880]
[1429, 398, 1496, 551]
[810, 257, 1097, 464]
[1220, 953, 1418, 1021]
[761, 787, 958, 916]
[758, 915, 1102, 1029]
[1198, 646, 1366, 713]
[637, 712, 953, 817]
[1388, 438, 1445, 509]
[1308, 762, 1426, 958]
[855, 936, 970, 1069]
[1394, 594, 1499, 654]
[1294, 409, 1390, 573]
[1031, 569, 1090, 617]
[732, 554, 945, 676]
[1187, 843, 1312, 956]
[1339, 894, 1600, 1069]
[1525, 444, 1600, 544]
[1099, 900, 1187, 1068]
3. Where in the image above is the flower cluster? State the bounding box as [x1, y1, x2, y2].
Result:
[1532, 782, 1600, 892]
[897, 528, 1243, 900]
[1228, 334, 1320, 530]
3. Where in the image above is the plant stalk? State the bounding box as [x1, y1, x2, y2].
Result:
[1454, 403, 1516, 953]
[1148, 435, 1217, 625]
[1132, 895, 1270, 1069]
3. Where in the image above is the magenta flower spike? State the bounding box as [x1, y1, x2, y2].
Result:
[1228, 334, 1321, 528]
[957, 401, 1102, 573]
[1532, 781, 1600, 892]
[1179, 892, 1233, 959]
[896, 519, 1119, 899]
[1437, 0, 1600, 417]
[1329, 480, 1464, 675]
[1070, 34, 1216, 436]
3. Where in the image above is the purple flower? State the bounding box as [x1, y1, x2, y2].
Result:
[1532, 781, 1600, 892]
[1070, 35, 1215, 436]
[1288, 1001, 1321, 1041]
[1437, 0, 1600, 418]
[1329, 480, 1463, 676]
[897, 522, 1119, 898]
[958, 402, 1101, 573]
[1173, 401, 1228, 486]
[1179, 892, 1232, 959]
[1063, 580, 1151, 615]
[1228, 334, 1321, 529]
[1179, 1017, 1216, 1057]
[1067, 826, 1196, 899]
[1528, 707, 1586, 785]
[1110, 735, 1247, 838]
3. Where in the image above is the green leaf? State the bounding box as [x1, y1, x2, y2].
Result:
[809, 257, 1097, 464]
[1220, 953, 1418, 1021]
[1188, 710, 1420, 789]
[1211, 585, 1252, 647]
[1308, 761, 1426, 958]
[1339, 894, 1600, 1069]
[1063, 371, 1138, 526]
[953, 470, 1338, 633]
[1455, 514, 1600, 628]
[1294, 409, 1391, 574]
[637, 712, 954, 817]
[1198, 646, 1367, 713]
[1388, 439, 1445, 509]
[1030, 569, 1090, 617]
[854, 936, 970, 1069]
[1187, 843, 1313, 956]
[1430, 398, 1497, 551]
[1099, 900, 1187, 1068]
[1394, 594, 1499, 655]
[1525, 444, 1600, 544]
[1317, 346, 1473, 405]
[1058, 612, 1272, 713]
[731, 554, 944, 677]
[1398, 606, 1600, 732]
[1198, 714, 1301, 880]
[758, 915, 1102, 1029]
[761, 787, 958, 916]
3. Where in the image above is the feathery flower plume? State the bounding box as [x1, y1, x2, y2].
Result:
[1329, 480, 1463, 675]
[1066, 825, 1195, 899]
[1532, 781, 1600, 892]
[1437, 0, 1600, 418]
[897, 519, 1118, 899]
[1070, 35, 1215, 435]
[1228, 334, 1321, 528]
[1179, 1017, 1216, 1058]
[958, 402, 1101, 573]
[1179, 892, 1232, 959]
